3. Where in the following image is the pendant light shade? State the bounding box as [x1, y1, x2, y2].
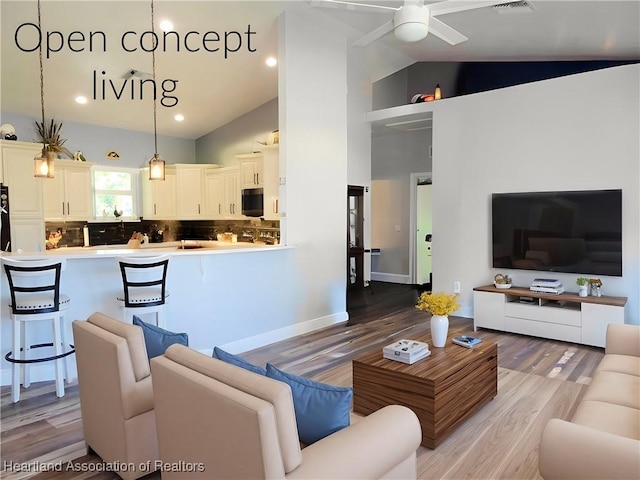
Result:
[34, 153, 55, 178]
[149, 154, 165, 180]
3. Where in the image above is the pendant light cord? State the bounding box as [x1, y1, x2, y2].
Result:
[37, 0, 45, 153]
[151, 0, 158, 158]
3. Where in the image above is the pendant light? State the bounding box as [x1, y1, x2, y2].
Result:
[33, 0, 54, 179]
[148, 0, 165, 180]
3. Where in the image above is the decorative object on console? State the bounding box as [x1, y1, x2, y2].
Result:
[73, 151, 87, 162]
[530, 278, 565, 295]
[576, 277, 589, 297]
[434, 83, 442, 100]
[494, 273, 512, 289]
[589, 278, 603, 297]
[105, 150, 120, 160]
[265, 363, 353, 445]
[133, 316, 188, 360]
[0, 123, 17, 140]
[416, 291, 459, 347]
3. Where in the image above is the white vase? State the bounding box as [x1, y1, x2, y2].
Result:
[578, 286, 588, 297]
[431, 314, 449, 348]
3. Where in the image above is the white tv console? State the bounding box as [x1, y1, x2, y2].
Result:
[473, 285, 627, 348]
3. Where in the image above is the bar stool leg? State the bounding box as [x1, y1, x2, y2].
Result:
[52, 315, 65, 398]
[61, 314, 71, 382]
[156, 307, 166, 329]
[11, 316, 21, 403]
[23, 322, 30, 389]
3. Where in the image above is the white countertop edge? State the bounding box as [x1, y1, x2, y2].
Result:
[0, 243, 295, 260]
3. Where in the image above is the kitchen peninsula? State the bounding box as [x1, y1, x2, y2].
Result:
[0, 241, 298, 386]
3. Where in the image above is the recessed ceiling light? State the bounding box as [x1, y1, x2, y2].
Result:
[159, 20, 174, 32]
[265, 57, 277, 67]
[75, 96, 87, 104]
[174, 114, 184, 122]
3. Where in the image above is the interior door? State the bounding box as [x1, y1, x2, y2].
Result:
[416, 183, 432, 286]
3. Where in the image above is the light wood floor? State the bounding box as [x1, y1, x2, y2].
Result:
[1, 286, 604, 480]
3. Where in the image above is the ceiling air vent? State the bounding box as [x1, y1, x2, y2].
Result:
[493, 1, 534, 14]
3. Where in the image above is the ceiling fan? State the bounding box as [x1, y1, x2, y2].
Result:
[314, 0, 515, 47]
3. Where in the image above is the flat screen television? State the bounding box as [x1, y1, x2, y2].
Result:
[492, 189, 622, 276]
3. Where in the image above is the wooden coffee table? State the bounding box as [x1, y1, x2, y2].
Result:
[352, 337, 497, 448]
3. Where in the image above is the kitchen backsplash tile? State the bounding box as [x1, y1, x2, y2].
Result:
[46, 219, 280, 248]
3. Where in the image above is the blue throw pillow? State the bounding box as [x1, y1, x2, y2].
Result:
[212, 346, 266, 375]
[133, 316, 188, 359]
[265, 363, 352, 445]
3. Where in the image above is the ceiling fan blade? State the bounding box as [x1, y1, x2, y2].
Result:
[428, 17, 468, 45]
[311, 0, 399, 13]
[353, 20, 395, 47]
[428, 0, 510, 17]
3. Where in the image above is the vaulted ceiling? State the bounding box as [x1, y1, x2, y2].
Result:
[1, 1, 638, 139]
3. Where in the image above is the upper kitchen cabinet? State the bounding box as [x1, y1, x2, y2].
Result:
[175, 164, 221, 219]
[205, 166, 240, 218]
[237, 153, 263, 189]
[239, 146, 280, 220]
[141, 166, 177, 219]
[1, 140, 44, 217]
[42, 159, 94, 220]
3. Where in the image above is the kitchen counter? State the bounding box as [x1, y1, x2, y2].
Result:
[1, 240, 291, 259]
[1, 241, 302, 387]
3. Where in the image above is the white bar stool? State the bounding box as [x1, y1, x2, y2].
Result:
[3, 257, 73, 403]
[116, 255, 169, 328]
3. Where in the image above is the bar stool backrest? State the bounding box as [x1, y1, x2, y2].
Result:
[117, 255, 169, 308]
[3, 258, 66, 315]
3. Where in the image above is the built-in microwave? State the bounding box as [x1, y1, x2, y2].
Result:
[242, 188, 264, 217]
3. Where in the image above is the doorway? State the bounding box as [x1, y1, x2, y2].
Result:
[409, 173, 433, 290]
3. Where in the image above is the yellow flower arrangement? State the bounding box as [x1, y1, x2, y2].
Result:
[416, 291, 460, 316]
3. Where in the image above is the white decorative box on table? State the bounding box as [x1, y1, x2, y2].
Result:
[383, 339, 431, 364]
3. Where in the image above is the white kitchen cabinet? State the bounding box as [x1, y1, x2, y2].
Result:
[237, 153, 263, 188]
[8, 217, 46, 253]
[141, 167, 177, 219]
[260, 146, 280, 221]
[0, 140, 46, 252]
[42, 159, 94, 220]
[176, 165, 206, 219]
[1, 140, 44, 217]
[205, 166, 240, 218]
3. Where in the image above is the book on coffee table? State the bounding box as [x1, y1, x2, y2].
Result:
[382, 339, 431, 364]
[452, 336, 483, 348]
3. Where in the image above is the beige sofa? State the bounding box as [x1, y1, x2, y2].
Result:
[539, 323, 640, 480]
[150, 344, 422, 479]
[72, 313, 159, 480]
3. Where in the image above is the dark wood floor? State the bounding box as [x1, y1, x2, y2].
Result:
[1, 283, 604, 479]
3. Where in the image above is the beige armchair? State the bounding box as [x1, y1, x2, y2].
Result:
[72, 313, 159, 480]
[150, 344, 422, 480]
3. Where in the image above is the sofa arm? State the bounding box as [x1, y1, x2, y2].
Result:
[539, 419, 640, 480]
[287, 405, 421, 480]
[605, 324, 640, 357]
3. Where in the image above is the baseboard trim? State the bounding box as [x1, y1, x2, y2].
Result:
[371, 272, 412, 284]
[1, 314, 348, 385]
[203, 311, 349, 355]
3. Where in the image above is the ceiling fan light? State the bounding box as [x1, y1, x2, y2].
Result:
[394, 22, 429, 42]
[393, 4, 429, 43]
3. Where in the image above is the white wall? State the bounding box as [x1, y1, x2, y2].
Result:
[432, 64, 640, 323]
[0, 111, 195, 168]
[278, 10, 349, 322]
[195, 98, 278, 165]
[371, 129, 432, 281]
